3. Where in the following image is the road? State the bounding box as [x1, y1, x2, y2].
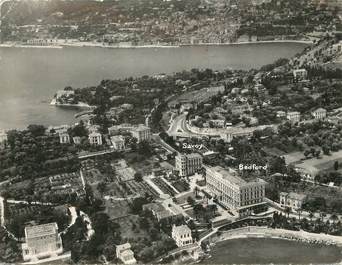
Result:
[78, 149, 116, 159]
[152, 134, 178, 154]
[167, 114, 205, 138]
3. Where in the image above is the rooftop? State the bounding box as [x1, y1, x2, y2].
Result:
[209, 166, 246, 186]
[172, 224, 191, 234]
[313, 107, 327, 113]
[25, 222, 58, 239]
[207, 166, 266, 187]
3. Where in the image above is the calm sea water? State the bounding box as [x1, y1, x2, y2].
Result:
[205, 238, 342, 264]
[0, 42, 307, 129]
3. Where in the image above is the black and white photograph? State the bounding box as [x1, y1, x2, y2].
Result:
[0, 0, 342, 264]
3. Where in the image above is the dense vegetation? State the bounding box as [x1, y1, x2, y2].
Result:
[0, 125, 80, 180]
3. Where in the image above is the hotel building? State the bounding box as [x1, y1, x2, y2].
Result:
[176, 153, 203, 177]
[22, 223, 63, 262]
[206, 166, 267, 217]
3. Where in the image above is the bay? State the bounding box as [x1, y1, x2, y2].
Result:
[0, 42, 307, 129]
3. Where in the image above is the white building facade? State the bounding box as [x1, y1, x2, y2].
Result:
[280, 192, 307, 211]
[172, 224, 193, 247]
[59, 133, 70, 144]
[22, 223, 63, 262]
[131, 125, 151, 143]
[89, 132, 102, 145]
[206, 166, 267, 217]
[312, 108, 327, 120]
[116, 243, 136, 264]
[286, 111, 301, 123]
[176, 153, 203, 177]
[111, 135, 126, 150]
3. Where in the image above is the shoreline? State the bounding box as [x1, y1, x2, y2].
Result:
[204, 226, 342, 264]
[208, 226, 342, 248]
[0, 39, 312, 49]
[50, 98, 93, 109]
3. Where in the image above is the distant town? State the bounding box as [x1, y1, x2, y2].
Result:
[0, 0, 341, 46]
[0, 0, 342, 264]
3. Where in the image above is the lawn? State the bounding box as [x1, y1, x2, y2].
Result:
[287, 149, 342, 175]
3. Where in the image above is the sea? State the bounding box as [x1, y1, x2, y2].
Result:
[0, 42, 308, 129]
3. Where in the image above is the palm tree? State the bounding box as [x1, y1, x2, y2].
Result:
[296, 208, 302, 220]
[330, 214, 339, 224]
[194, 186, 199, 197]
[284, 207, 291, 218]
[308, 212, 314, 221]
[320, 212, 326, 222]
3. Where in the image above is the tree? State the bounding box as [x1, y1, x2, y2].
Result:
[131, 197, 149, 214]
[134, 172, 143, 182]
[193, 204, 204, 220]
[330, 214, 339, 224]
[322, 145, 330, 155]
[334, 161, 339, 171]
[27, 124, 46, 137]
[308, 212, 314, 221]
[304, 149, 310, 158]
[284, 207, 291, 218]
[187, 196, 195, 206]
[97, 181, 108, 196]
[296, 208, 302, 220]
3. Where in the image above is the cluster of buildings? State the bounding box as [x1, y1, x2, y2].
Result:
[108, 124, 151, 143]
[57, 123, 151, 150]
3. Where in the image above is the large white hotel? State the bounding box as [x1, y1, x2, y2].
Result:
[205, 166, 267, 217]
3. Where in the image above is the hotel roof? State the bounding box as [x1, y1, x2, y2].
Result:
[25, 222, 58, 239]
[210, 166, 246, 186]
[208, 166, 266, 187]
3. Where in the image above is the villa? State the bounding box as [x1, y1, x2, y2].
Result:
[89, 132, 103, 145]
[116, 243, 136, 264]
[131, 125, 151, 143]
[286, 111, 301, 123]
[172, 224, 193, 247]
[293, 69, 308, 81]
[22, 223, 63, 262]
[59, 133, 70, 144]
[111, 135, 126, 151]
[312, 108, 327, 120]
[280, 192, 307, 211]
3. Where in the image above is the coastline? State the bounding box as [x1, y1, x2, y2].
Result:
[208, 226, 342, 247]
[50, 98, 93, 109]
[0, 39, 312, 50]
[203, 226, 342, 264]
